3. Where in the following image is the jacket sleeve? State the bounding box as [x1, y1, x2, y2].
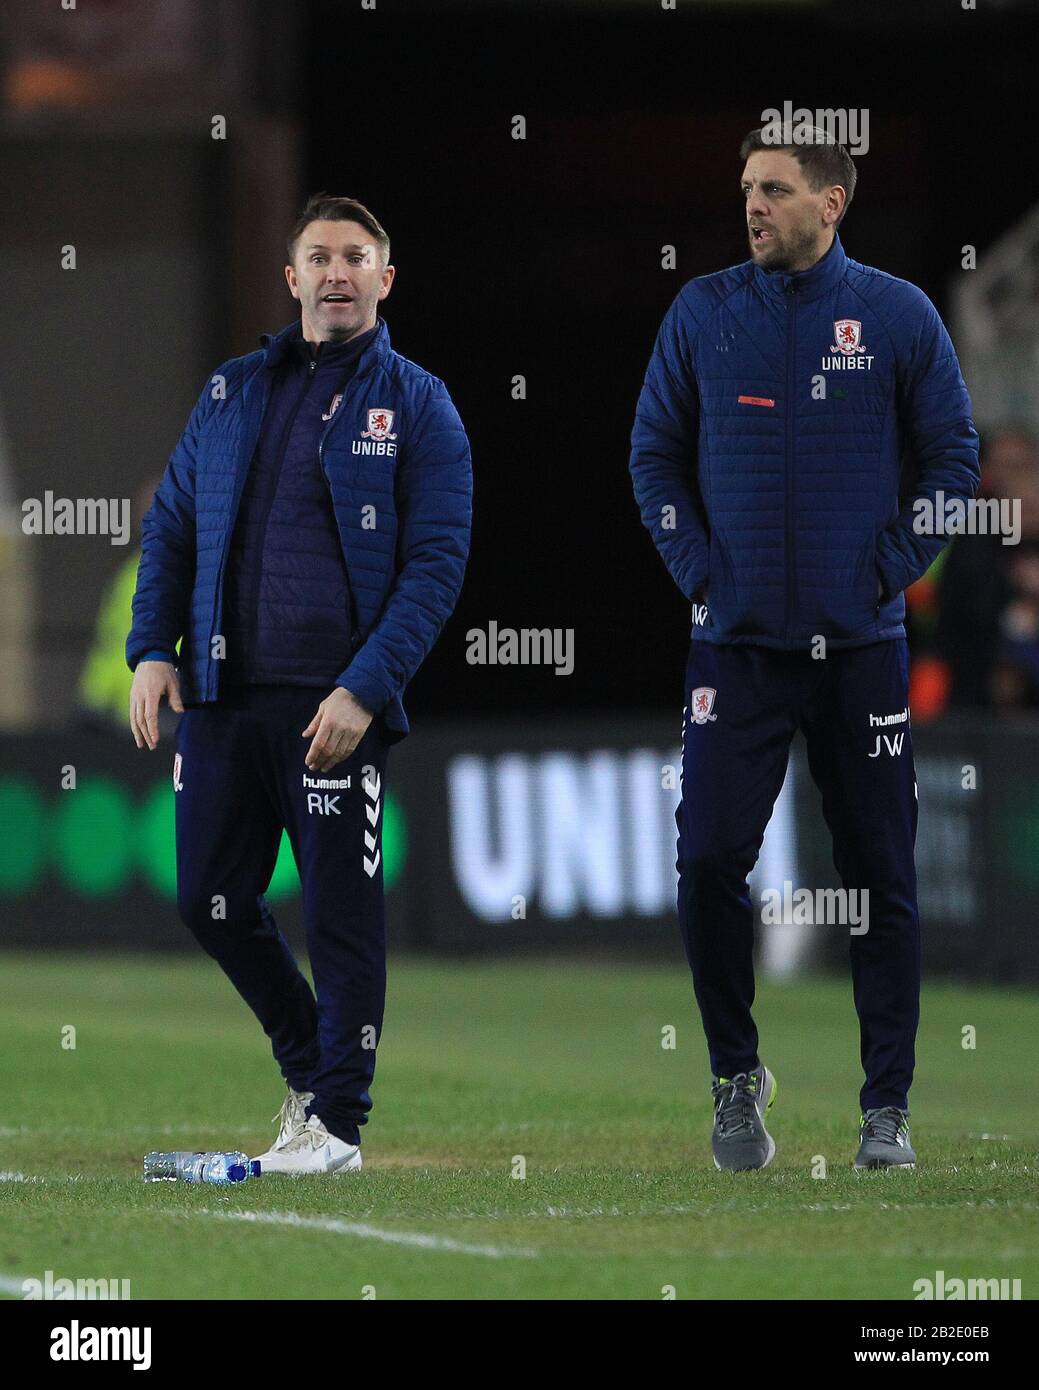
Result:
[875, 289, 981, 600]
[336, 379, 473, 713]
[629, 289, 711, 603]
[125, 380, 209, 672]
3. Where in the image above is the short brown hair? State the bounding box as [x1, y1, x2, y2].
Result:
[739, 127, 857, 226]
[287, 193, 391, 265]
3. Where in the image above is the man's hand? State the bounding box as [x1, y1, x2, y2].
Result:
[302, 687, 373, 771]
[129, 661, 184, 750]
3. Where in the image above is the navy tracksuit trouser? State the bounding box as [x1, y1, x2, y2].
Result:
[676, 637, 920, 1112]
[174, 685, 390, 1146]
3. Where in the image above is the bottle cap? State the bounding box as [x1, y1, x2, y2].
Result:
[249, 1160, 262, 1177]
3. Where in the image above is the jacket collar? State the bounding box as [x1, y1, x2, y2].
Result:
[259, 315, 391, 376]
[753, 232, 847, 303]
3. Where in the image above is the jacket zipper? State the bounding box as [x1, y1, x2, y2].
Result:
[318, 365, 371, 652]
[210, 340, 378, 692]
[784, 282, 798, 645]
[242, 359, 317, 666]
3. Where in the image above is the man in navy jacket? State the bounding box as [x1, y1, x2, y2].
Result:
[127, 194, 472, 1174]
[631, 129, 979, 1171]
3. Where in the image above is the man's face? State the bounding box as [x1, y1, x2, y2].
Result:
[740, 150, 843, 274]
[285, 219, 394, 342]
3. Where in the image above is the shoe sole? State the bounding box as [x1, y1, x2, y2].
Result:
[251, 1153, 363, 1177]
[713, 1071, 778, 1172]
[281, 1167, 363, 1178]
[853, 1160, 915, 1170]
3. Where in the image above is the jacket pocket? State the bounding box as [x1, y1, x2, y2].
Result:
[854, 534, 882, 615]
[707, 528, 737, 603]
[790, 531, 882, 643]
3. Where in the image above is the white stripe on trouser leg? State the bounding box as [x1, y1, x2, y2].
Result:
[362, 769, 381, 877]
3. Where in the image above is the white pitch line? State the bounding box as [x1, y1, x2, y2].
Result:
[200, 1208, 538, 1260]
[0, 1172, 83, 1185]
[0, 1124, 256, 1139]
[0, 1275, 29, 1295]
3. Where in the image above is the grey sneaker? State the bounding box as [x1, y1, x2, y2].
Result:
[711, 1065, 777, 1171]
[854, 1106, 916, 1169]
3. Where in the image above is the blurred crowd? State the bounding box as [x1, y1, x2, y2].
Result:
[907, 426, 1039, 718]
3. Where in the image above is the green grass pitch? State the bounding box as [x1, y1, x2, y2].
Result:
[0, 953, 1035, 1300]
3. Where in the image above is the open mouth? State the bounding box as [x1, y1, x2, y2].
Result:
[321, 294, 354, 304]
[750, 226, 774, 244]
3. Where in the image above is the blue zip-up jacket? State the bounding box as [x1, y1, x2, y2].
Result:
[630, 235, 980, 647]
[127, 317, 473, 739]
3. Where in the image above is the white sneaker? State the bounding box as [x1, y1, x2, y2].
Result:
[254, 1114, 362, 1176]
[251, 1086, 314, 1168]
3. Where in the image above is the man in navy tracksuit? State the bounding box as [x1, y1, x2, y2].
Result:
[127, 195, 472, 1174]
[630, 129, 979, 1171]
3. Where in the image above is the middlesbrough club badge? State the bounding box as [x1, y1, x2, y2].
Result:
[830, 319, 866, 354]
[361, 407, 397, 441]
[690, 687, 718, 725]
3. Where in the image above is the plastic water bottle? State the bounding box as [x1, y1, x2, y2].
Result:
[143, 1151, 207, 1182]
[180, 1153, 211, 1183]
[202, 1152, 249, 1185]
[144, 1150, 261, 1183]
[227, 1152, 262, 1179]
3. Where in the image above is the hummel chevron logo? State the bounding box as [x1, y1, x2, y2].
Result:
[362, 769, 382, 877]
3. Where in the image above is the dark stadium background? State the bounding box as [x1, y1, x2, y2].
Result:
[301, 0, 1036, 721]
[0, 0, 1036, 976]
[1, 0, 1033, 724]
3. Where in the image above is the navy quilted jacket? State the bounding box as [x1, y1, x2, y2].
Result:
[630, 235, 980, 647]
[127, 318, 472, 739]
